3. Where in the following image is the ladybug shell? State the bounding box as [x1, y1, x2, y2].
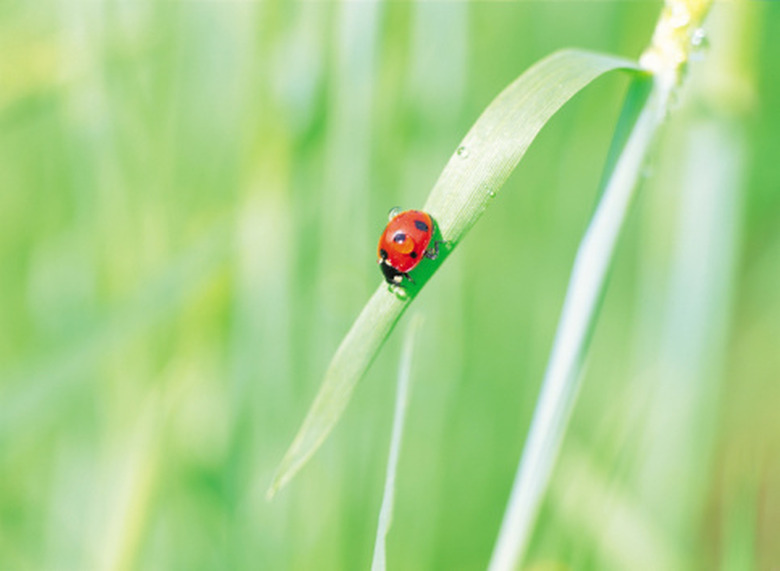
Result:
[377, 210, 434, 273]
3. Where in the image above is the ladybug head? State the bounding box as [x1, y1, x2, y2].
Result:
[378, 249, 404, 284]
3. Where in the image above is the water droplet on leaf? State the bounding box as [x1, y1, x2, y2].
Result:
[456, 146, 469, 158]
[690, 28, 709, 61]
[691, 28, 707, 47]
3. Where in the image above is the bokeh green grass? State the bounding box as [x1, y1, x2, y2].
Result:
[1, 2, 778, 569]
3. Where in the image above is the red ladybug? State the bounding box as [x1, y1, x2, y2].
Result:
[377, 209, 440, 285]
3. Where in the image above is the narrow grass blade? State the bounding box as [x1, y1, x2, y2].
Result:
[488, 75, 672, 571]
[267, 49, 642, 498]
[371, 315, 422, 571]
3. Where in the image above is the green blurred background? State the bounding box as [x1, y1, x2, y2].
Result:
[1, 2, 778, 569]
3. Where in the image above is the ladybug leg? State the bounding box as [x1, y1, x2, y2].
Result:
[424, 240, 444, 260]
[404, 272, 414, 284]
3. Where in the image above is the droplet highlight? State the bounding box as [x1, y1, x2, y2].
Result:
[690, 27, 710, 61]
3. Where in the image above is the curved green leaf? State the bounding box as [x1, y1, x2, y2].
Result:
[267, 49, 643, 498]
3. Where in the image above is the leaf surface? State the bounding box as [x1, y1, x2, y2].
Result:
[267, 49, 642, 498]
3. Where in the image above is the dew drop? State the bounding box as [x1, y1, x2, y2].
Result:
[690, 27, 709, 61]
[388, 206, 401, 220]
[456, 146, 469, 158]
[488, 190, 496, 198]
[691, 28, 707, 47]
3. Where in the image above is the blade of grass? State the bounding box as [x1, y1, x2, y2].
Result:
[488, 73, 670, 571]
[488, 0, 714, 566]
[371, 314, 422, 571]
[267, 49, 642, 498]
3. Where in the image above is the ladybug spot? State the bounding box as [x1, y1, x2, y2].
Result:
[393, 232, 406, 244]
[409, 251, 418, 259]
[414, 220, 429, 232]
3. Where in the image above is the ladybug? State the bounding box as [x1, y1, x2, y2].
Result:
[377, 209, 440, 286]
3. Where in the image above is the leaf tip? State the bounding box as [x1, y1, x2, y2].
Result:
[265, 457, 296, 500]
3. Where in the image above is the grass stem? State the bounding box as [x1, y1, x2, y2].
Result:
[371, 315, 422, 571]
[488, 74, 672, 571]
